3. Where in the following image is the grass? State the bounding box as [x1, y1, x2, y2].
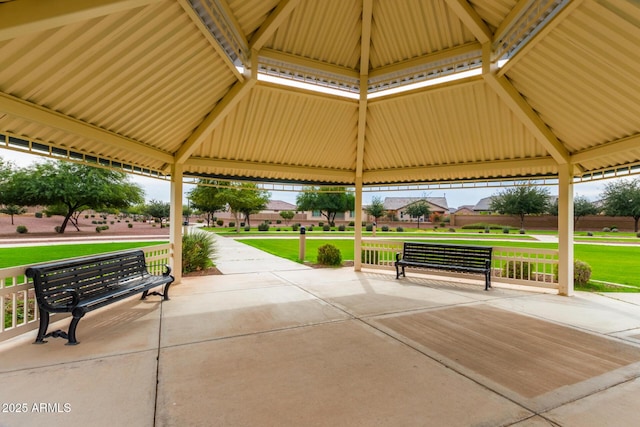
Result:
[0, 241, 168, 269]
[238, 237, 640, 289]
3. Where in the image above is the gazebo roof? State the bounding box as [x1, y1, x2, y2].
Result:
[1, 0, 639, 188]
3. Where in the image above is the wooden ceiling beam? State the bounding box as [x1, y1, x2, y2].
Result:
[0, 0, 163, 41]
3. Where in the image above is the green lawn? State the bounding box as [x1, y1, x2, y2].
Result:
[0, 241, 168, 269]
[238, 238, 640, 289]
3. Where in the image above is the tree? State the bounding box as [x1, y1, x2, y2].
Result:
[296, 187, 354, 226]
[364, 196, 386, 224]
[145, 200, 170, 227]
[279, 210, 295, 225]
[219, 183, 270, 232]
[549, 195, 598, 227]
[404, 200, 431, 228]
[602, 178, 640, 232]
[10, 161, 144, 233]
[0, 204, 27, 225]
[490, 185, 550, 229]
[188, 180, 228, 226]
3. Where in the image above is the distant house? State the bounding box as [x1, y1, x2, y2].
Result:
[472, 196, 494, 213]
[454, 205, 475, 215]
[263, 200, 297, 213]
[382, 197, 448, 222]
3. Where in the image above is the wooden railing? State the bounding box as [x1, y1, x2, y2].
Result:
[360, 240, 558, 289]
[0, 244, 171, 343]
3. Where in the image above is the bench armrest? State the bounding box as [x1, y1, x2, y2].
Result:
[396, 252, 402, 262]
[62, 288, 80, 308]
[162, 264, 172, 277]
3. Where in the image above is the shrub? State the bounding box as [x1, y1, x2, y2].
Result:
[276, 220, 281, 224]
[602, 227, 611, 232]
[96, 226, 102, 233]
[16, 225, 28, 234]
[502, 227, 510, 234]
[240, 222, 245, 227]
[128, 223, 133, 228]
[182, 230, 216, 273]
[503, 261, 532, 280]
[365, 223, 373, 231]
[229, 222, 235, 227]
[448, 228, 455, 232]
[637, 232, 640, 238]
[318, 222, 324, 227]
[433, 226, 438, 230]
[553, 260, 592, 286]
[484, 226, 490, 233]
[258, 222, 269, 231]
[396, 226, 404, 232]
[110, 221, 115, 225]
[611, 227, 618, 232]
[460, 223, 503, 230]
[586, 231, 593, 236]
[244, 226, 251, 231]
[276, 228, 281, 231]
[381, 225, 389, 231]
[317, 244, 342, 266]
[216, 219, 224, 226]
[440, 222, 446, 228]
[348, 221, 355, 226]
[519, 229, 525, 234]
[307, 225, 313, 231]
[338, 224, 346, 231]
[292, 224, 299, 231]
[54, 226, 62, 233]
[321, 224, 330, 231]
[574, 260, 592, 286]
[35, 212, 43, 218]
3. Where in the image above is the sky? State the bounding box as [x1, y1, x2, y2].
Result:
[0, 148, 621, 210]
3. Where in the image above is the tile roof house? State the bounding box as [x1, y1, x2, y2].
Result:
[382, 197, 449, 221]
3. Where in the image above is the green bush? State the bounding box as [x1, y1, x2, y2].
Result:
[128, 223, 133, 228]
[182, 230, 216, 273]
[292, 224, 299, 231]
[586, 231, 593, 236]
[503, 261, 532, 280]
[96, 226, 102, 233]
[484, 226, 490, 233]
[440, 222, 446, 228]
[365, 223, 373, 231]
[258, 222, 270, 231]
[35, 212, 43, 218]
[553, 260, 592, 286]
[574, 260, 592, 286]
[348, 221, 355, 226]
[602, 227, 611, 232]
[229, 222, 235, 227]
[317, 244, 342, 266]
[519, 229, 525, 234]
[448, 227, 455, 232]
[381, 225, 389, 231]
[322, 224, 331, 231]
[338, 224, 346, 231]
[244, 226, 251, 231]
[216, 219, 224, 226]
[461, 223, 503, 230]
[396, 226, 404, 232]
[502, 227, 510, 234]
[16, 225, 28, 234]
[307, 225, 313, 231]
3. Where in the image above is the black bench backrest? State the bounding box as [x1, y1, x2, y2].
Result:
[402, 242, 492, 269]
[26, 250, 148, 310]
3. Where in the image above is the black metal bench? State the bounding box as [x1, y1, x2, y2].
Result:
[395, 242, 493, 290]
[25, 249, 174, 345]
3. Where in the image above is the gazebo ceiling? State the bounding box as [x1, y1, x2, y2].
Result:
[0, 0, 639, 187]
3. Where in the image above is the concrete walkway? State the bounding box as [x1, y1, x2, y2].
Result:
[2, 236, 640, 426]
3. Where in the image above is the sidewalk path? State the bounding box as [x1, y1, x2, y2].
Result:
[213, 233, 311, 274]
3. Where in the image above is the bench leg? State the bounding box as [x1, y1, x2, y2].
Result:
[162, 282, 171, 300]
[485, 271, 491, 291]
[66, 310, 85, 345]
[34, 308, 50, 344]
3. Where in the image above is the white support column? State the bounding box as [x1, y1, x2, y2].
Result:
[354, 176, 363, 271]
[169, 163, 183, 284]
[557, 163, 574, 296]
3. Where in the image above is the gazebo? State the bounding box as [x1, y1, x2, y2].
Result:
[1, 0, 639, 294]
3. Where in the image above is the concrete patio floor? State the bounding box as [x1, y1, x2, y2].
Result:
[3, 236, 640, 426]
